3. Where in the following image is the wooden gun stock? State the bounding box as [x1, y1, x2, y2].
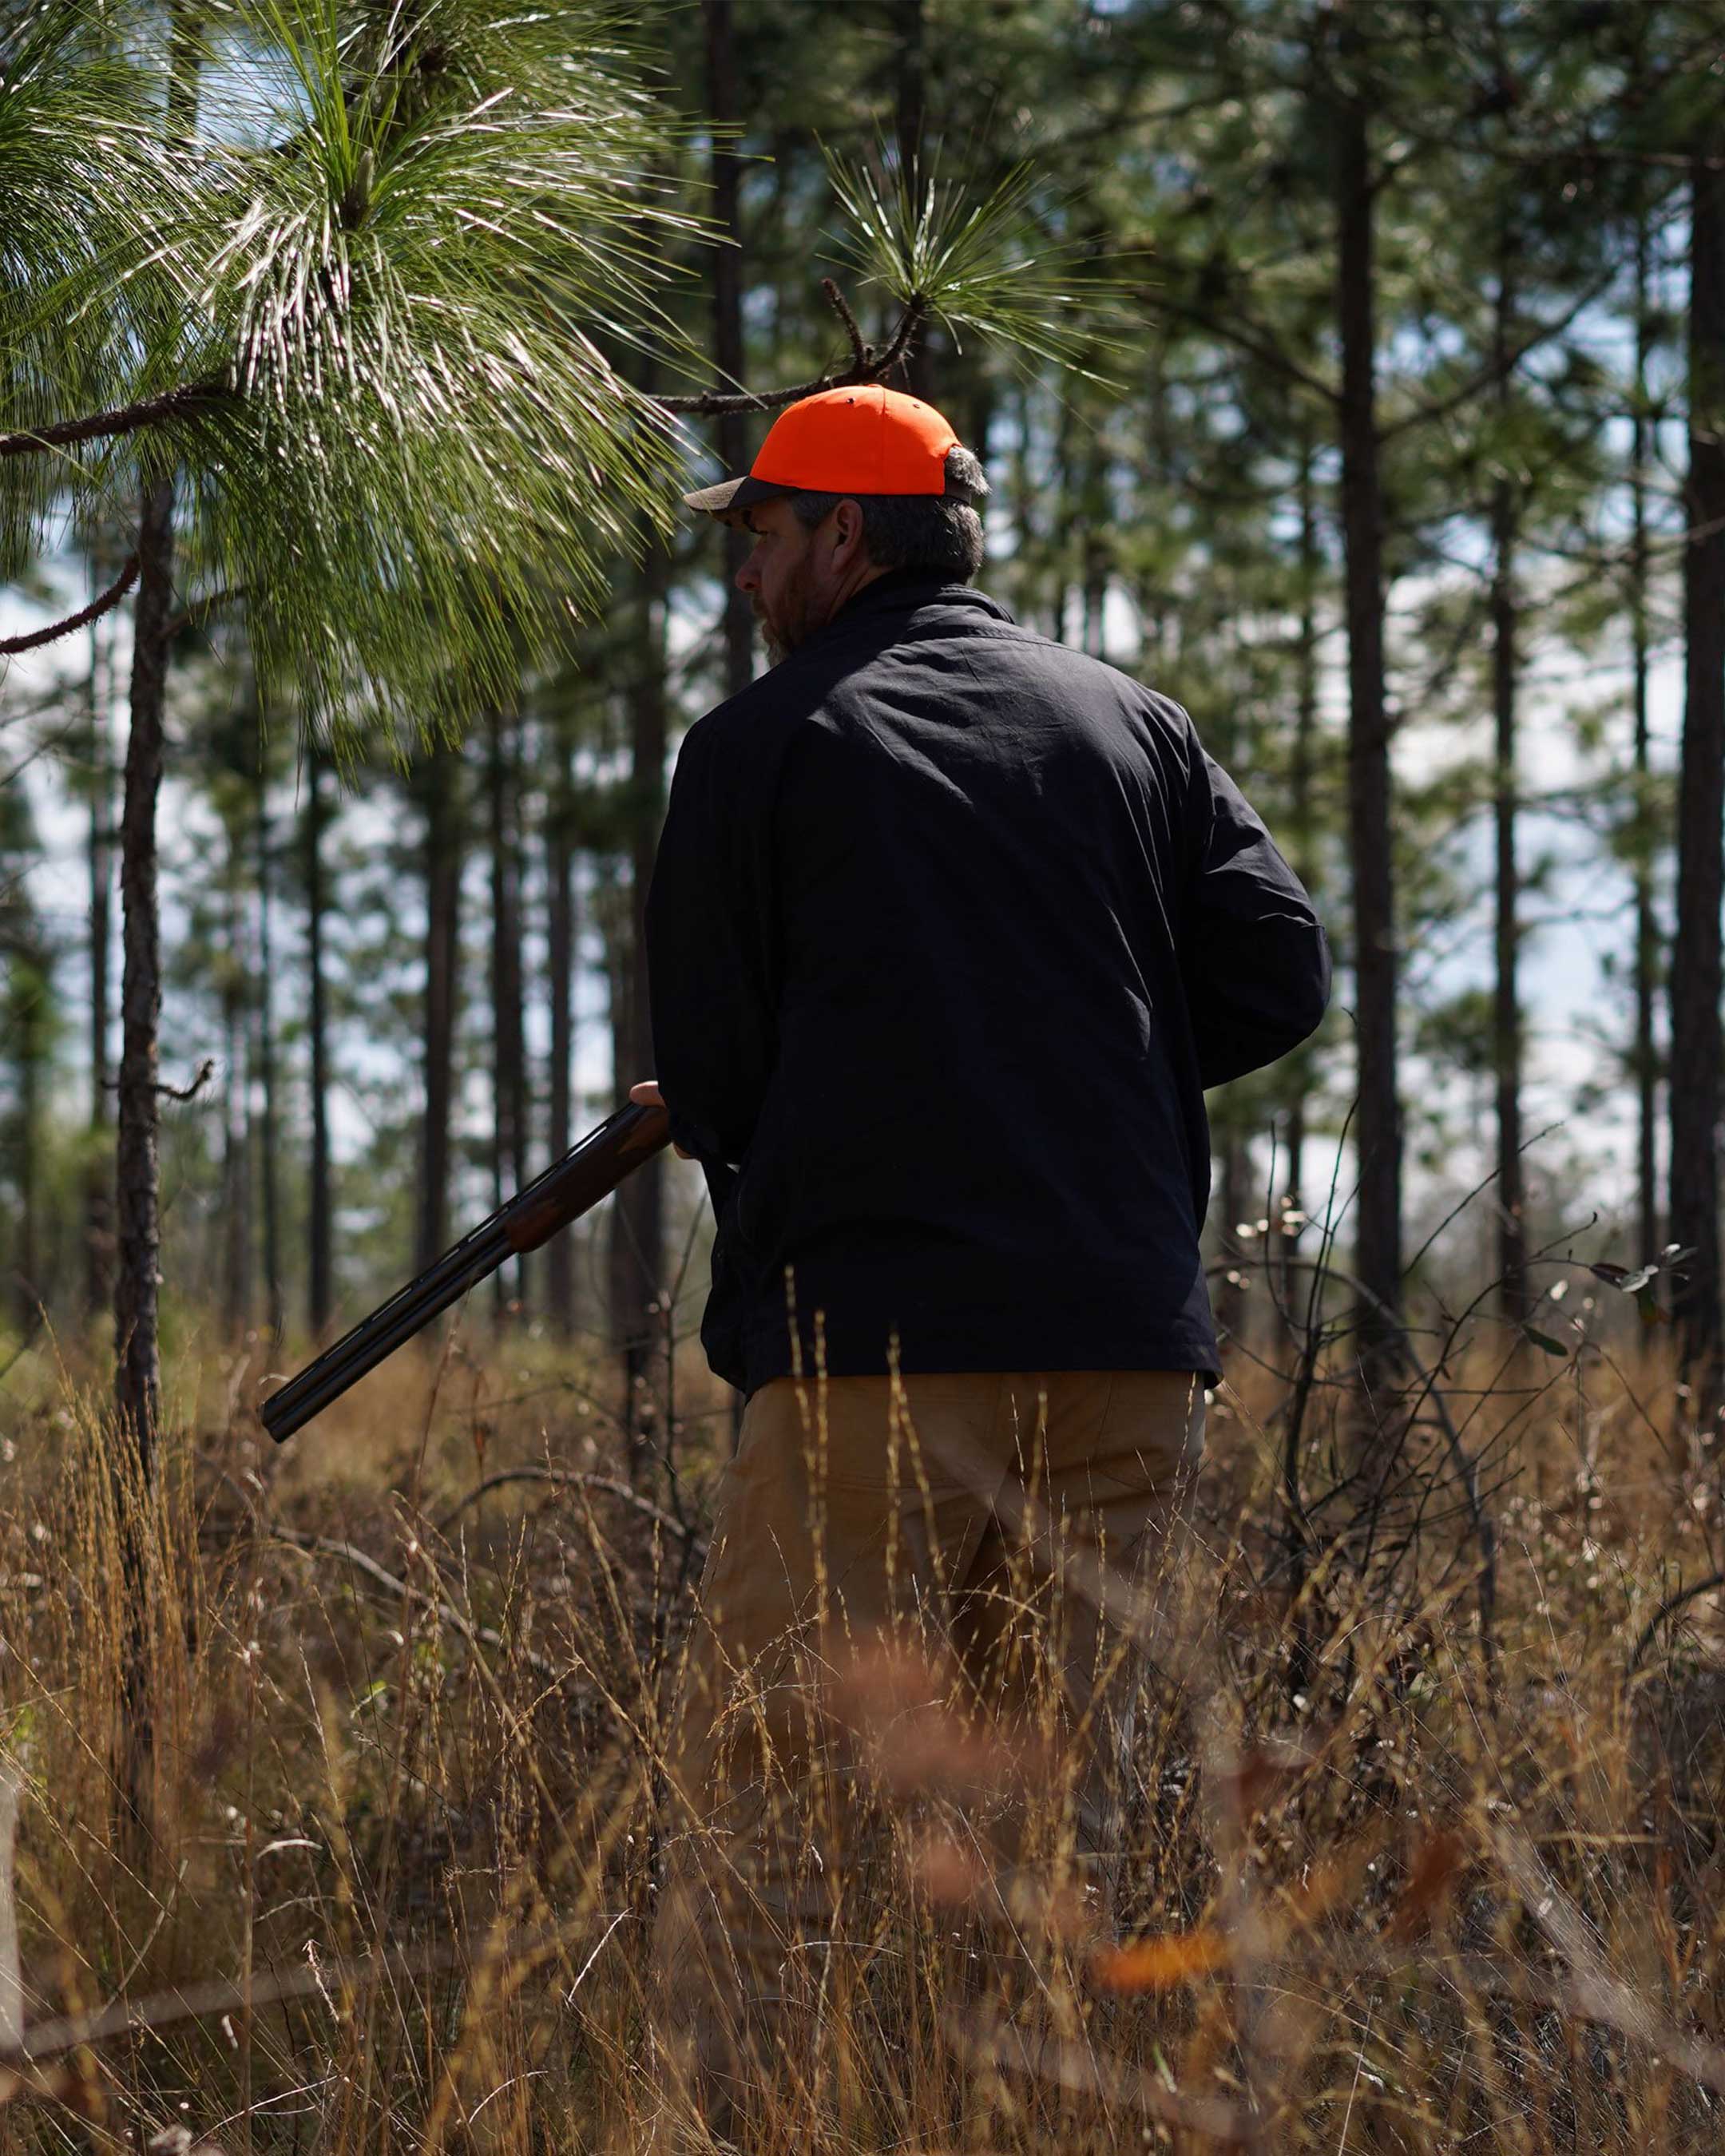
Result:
[260, 1101, 671, 1444]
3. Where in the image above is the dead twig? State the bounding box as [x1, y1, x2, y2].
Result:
[1628, 1569, 1725, 1671]
[267, 1523, 563, 1682]
[101, 1059, 215, 1103]
[434, 1465, 697, 1545]
[656, 288, 927, 418]
[820, 275, 871, 369]
[0, 556, 138, 657]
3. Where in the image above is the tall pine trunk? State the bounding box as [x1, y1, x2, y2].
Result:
[85, 593, 113, 1318]
[1490, 249, 1526, 1323]
[488, 705, 526, 1318]
[1281, 442, 1319, 1308]
[304, 747, 333, 1335]
[256, 773, 283, 1345]
[609, 551, 668, 1474]
[1332, 84, 1401, 1355]
[113, 3, 198, 1477]
[416, 747, 464, 1277]
[1631, 218, 1660, 1269]
[545, 702, 578, 1336]
[114, 470, 176, 1460]
[704, 0, 753, 700]
[1216, 1124, 1249, 1348]
[10, 953, 46, 1336]
[220, 874, 249, 1339]
[112, 463, 175, 1843]
[1671, 140, 1725, 1391]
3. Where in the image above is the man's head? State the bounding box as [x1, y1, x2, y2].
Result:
[684, 385, 989, 662]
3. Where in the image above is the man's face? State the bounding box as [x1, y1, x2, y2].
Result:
[732, 494, 859, 664]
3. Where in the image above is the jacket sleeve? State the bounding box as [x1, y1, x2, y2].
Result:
[1180, 744, 1330, 1090]
[644, 711, 779, 1168]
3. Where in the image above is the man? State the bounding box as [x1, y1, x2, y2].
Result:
[636, 383, 1328, 2125]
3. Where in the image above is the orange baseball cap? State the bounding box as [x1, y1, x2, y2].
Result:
[684, 383, 960, 516]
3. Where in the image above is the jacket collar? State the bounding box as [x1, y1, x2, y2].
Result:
[807, 569, 1016, 649]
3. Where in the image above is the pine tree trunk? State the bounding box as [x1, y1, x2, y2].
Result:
[704, 0, 754, 700]
[304, 747, 333, 1336]
[13, 967, 42, 1336]
[545, 717, 577, 1338]
[1280, 442, 1318, 1309]
[110, 0, 199, 1846]
[1491, 472, 1525, 1322]
[609, 553, 668, 1474]
[488, 706, 526, 1319]
[220, 878, 249, 1339]
[1217, 1124, 1248, 1348]
[113, 0, 199, 1462]
[1332, 85, 1401, 1353]
[1631, 218, 1660, 1269]
[256, 774, 283, 1346]
[1671, 140, 1725, 1391]
[113, 470, 175, 1463]
[85, 596, 113, 1318]
[1490, 248, 1526, 1323]
[416, 747, 464, 1277]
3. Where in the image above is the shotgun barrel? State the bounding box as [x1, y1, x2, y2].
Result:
[260, 1100, 672, 1444]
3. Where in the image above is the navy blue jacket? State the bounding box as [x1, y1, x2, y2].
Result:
[645, 571, 1330, 1395]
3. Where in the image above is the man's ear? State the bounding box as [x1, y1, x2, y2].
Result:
[831, 497, 868, 560]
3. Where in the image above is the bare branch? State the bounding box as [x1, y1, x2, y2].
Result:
[0, 380, 228, 462]
[0, 554, 138, 657]
[1629, 1569, 1725, 1671]
[821, 276, 870, 370]
[268, 1523, 561, 1680]
[160, 1057, 215, 1103]
[101, 1057, 215, 1102]
[656, 295, 928, 418]
[434, 1464, 698, 1544]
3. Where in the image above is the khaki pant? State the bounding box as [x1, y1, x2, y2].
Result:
[648, 1367, 1204, 2122]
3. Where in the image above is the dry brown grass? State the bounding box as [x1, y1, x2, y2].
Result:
[0, 1314, 1723, 2154]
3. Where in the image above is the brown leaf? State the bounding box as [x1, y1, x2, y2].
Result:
[1091, 1925, 1230, 1992]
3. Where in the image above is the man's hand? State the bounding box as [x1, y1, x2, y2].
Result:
[629, 1080, 693, 1159]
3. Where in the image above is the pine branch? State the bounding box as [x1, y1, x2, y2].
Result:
[0, 381, 229, 463]
[656, 289, 927, 417]
[101, 1058, 214, 1102]
[821, 275, 871, 370]
[0, 553, 138, 656]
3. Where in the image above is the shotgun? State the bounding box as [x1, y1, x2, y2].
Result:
[260, 1100, 671, 1443]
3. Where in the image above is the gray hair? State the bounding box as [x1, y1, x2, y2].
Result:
[787, 444, 989, 581]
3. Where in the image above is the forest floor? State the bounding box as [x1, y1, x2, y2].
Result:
[1, 1313, 1723, 2154]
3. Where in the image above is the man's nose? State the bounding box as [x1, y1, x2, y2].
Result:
[735, 553, 759, 593]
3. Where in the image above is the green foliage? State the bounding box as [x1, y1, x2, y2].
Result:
[2, 0, 704, 742]
[823, 150, 1134, 382]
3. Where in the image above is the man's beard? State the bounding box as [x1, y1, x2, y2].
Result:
[755, 554, 819, 664]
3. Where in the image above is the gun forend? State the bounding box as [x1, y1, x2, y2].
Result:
[502, 1100, 671, 1253]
